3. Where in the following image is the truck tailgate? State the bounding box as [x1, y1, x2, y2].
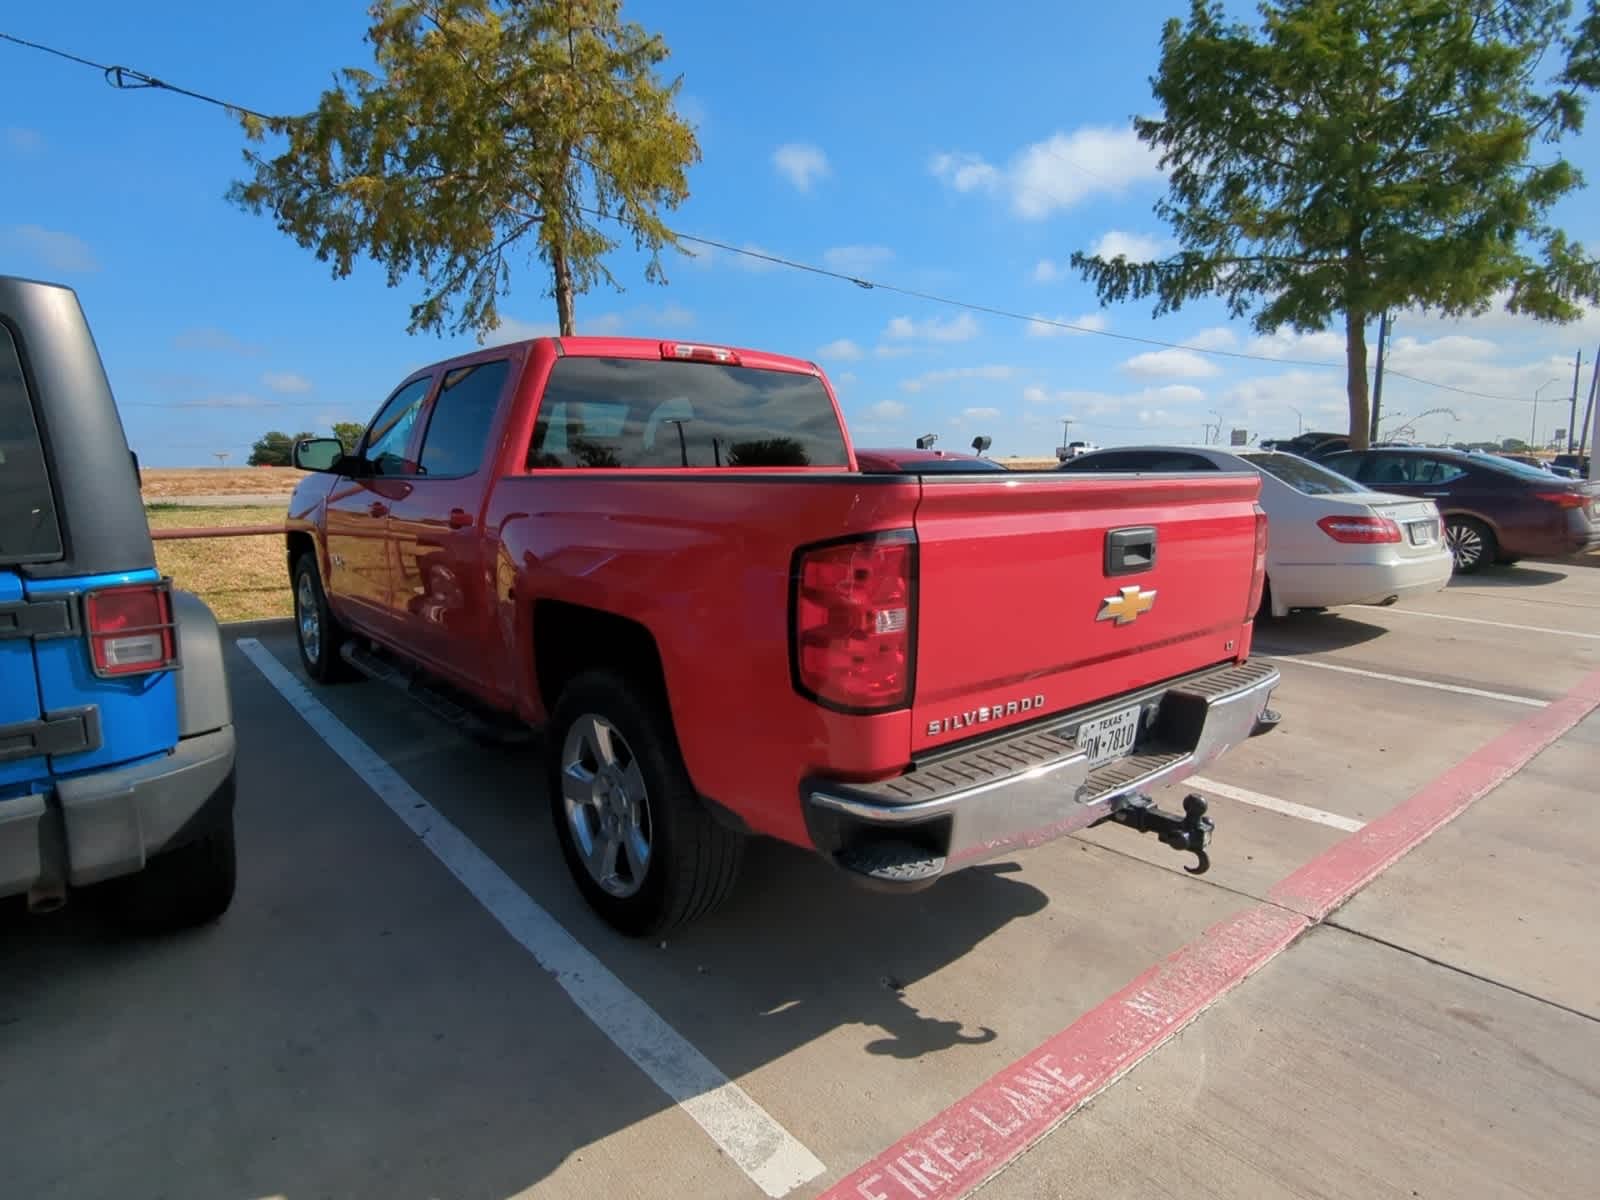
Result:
[911, 472, 1262, 753]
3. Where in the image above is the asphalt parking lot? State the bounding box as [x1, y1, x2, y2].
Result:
[4, 562, 1598, 1200]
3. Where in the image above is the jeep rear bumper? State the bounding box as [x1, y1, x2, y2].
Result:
[804, 660, 1278, 889]
[0, 725, 235, 900]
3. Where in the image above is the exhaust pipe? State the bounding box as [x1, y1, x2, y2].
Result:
[27, 878, 67, 915]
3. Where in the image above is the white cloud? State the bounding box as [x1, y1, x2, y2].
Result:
[874, 344, 917, 359]
[1245, 329, 1347, 361]
[4, 224, 98, 273]
[485, 317, 558, 346]
[931, 126, 1163, 220]
[962, 406, 1002, 420]
[1026, 383, 1206, 419]
[822, 245, 893, 275]
[836, 371, 858, 385]
[1032, 259, 1064, 283]
[582, 302, 694, 336]
[1090, 231, 1167, 261]
[884, 312, 980, 343]
[773, 142, 830, 191]
[173, 327, 262, 355]
[901, 364, 1017, 394]
[684, 241, 777, 272]
[1026, 312, 1109, 338]
[1023, 385, 1051, 405]
[4, 128, 43, 153]
[929, 151, 1002, 193]
[1121, 348, 1222, 379]
[816, 338, 864, 362]
[261, 371, 312, 394]
[869, 399, 908, 420]
[1182, 327, 1238, 351]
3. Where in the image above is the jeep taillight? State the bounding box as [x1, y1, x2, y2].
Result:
[790, 531, 917, 713]
[1244, 505, 1268, 621]
[85, 582, 177, 677]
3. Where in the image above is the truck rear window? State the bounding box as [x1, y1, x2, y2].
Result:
[0, 323, 64, 564]
[528, 357, 849, 470]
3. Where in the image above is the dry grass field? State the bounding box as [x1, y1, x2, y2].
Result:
[140, 467, 307, 498]
[147, 505, 291, 622]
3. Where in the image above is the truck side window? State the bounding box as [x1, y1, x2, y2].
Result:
[527, 357, 849, 469]
[417, 360, 509, 478]
[360, 377, 432, 476]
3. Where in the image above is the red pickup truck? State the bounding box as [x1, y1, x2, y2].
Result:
[285, 337, 1278, 934]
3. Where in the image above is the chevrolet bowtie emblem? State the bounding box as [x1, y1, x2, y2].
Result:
[1097, 585, 1157, 626]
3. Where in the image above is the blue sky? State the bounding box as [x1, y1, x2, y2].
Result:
[3, 1, 1599, 467]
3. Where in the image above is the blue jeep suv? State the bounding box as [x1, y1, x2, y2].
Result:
[1, 275, 237, 932]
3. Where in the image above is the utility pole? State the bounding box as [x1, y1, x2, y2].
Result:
[212, 451, 229, 467]
[1578, 343, 1598, 461]
[1568, 349, 1584, 453]
[1368, 311, 1390, 446]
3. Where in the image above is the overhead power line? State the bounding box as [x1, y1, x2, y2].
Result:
[1, 29, 1554, 406]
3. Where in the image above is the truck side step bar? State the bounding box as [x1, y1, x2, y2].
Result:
[834, 840, 947, 892]
[339, 641, 532, 747]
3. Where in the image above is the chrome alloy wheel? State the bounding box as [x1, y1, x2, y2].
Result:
[1446, 519, 1485, 571]
[560, 714, 653, 898]
[296, 573, 322, 664]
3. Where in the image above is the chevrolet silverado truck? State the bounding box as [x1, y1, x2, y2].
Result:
[285, 337, 1278, 935]
[1, 276, 237, 932]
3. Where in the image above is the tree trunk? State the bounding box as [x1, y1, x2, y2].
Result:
[552, 241, 576, 336]
[1345, 307, 1371, 450]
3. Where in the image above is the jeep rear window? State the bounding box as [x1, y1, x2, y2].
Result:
[0, 323, 64, 564]
[528, 357, 849, 469]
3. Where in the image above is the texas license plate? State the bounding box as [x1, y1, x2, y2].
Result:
[1407, 520, 1436, 545]
[1078, 705, 1141, 767]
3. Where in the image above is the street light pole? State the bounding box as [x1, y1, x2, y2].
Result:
[1288, 406, 1303, 436]
[1532, 378, 1561, 449]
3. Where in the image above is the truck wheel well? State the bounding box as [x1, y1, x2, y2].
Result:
[285, 531, 315, 579]
[534, 600, 668, 714]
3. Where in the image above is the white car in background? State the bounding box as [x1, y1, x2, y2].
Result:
[1058, 445, 1455, 617]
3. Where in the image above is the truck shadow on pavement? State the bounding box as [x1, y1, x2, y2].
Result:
[0, 637, 1070, 1199]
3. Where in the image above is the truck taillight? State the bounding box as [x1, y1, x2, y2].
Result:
[790, 531, 917, 713]
[1317, 515, 1403, 543]
[1244, 505, 1268, 621]
[84, 582, 178, 677]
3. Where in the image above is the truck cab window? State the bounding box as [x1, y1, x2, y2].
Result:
[417, 360, 509, 478]
[361, 377, 432, 476]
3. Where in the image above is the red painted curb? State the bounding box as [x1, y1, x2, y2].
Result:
[1270, 666, 1600, 920]
[816, 667, 1600, 1200]
[818, 905, 1308, 1200]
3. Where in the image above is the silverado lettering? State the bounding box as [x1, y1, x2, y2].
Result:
[284, 335, 1278, 936]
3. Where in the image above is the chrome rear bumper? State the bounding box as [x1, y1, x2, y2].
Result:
[805, 660, 1279, 887]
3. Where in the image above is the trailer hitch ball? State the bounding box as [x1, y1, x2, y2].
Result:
[1108, 791, 1215, 875]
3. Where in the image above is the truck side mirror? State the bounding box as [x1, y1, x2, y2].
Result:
[293, 437, 347, 473]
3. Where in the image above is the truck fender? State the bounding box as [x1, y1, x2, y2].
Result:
[172, 589, 233, 738]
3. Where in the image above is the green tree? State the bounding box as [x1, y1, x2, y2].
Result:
[249, 430, 318, 467]
[332, 421, 366, 453]
[229, 0, 700, 339]
[1072, 0, 1600, 449]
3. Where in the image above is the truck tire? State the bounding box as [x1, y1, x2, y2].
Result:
[547, 671, 743, 937]
[293, 553, 356, 682]
[100, 799, 237, 935]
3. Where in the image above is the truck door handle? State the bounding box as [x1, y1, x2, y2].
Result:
[368, 501, 390, 518]
[1105, 526, 1157, 576]
[448, 508, 473, 530]
[1423, 491, 1448, 497]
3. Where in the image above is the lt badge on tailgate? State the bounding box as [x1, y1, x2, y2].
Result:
[1097, 585, 1157, 626]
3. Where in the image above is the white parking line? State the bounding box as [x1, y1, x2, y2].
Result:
[1357, 605, 1600, 641]
[1187, 776, 1366, 833]
[1261, 656, 1550, 708]
[237, 639, 825, 1199]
